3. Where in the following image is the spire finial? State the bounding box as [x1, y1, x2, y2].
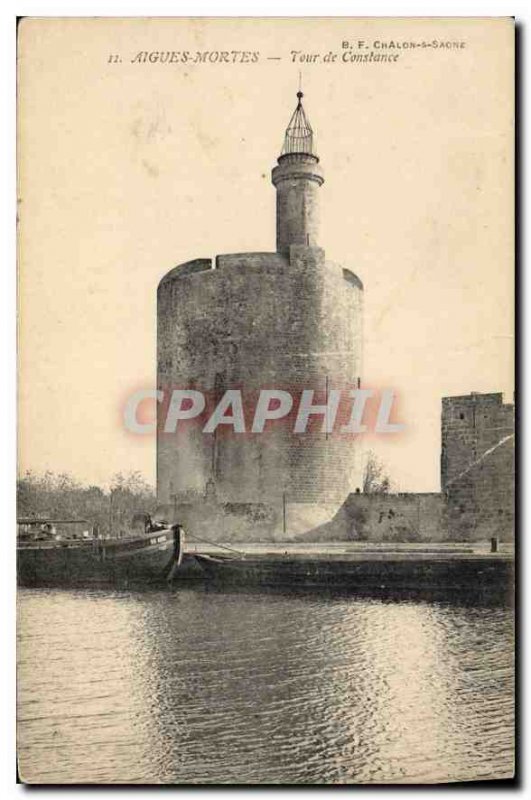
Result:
[280, 86, 315, 157]
[297, 73, 303, 104]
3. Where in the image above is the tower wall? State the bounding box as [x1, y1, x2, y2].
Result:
[156, 91, 364, 538]
[157, 247, 363, 510]
[272, 154, 323, 254]
[441, 393, 515, 540]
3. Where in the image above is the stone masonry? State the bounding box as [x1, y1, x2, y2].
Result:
[300, 392, 515, 544]
[157, 92, 364, 531]
[441, 392, 515, 541]
[155, 90, 514, 544]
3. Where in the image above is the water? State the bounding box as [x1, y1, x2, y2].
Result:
[17, 586, 514, 784]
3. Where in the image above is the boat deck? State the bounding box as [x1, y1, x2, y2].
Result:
[184, 541, 514, 563]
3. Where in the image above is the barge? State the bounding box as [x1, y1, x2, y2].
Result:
[17, 514, 185, 587]
[191, 541, 514, 594]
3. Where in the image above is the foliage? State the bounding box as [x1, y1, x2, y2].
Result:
[362, 452, 393, 494]
[17, 470, 157, 535]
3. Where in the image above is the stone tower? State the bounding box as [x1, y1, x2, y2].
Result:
[157, 92, 364, 537]
[441, 392, 515, 540]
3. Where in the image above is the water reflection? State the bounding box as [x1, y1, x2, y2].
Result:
[17, 586, 514, 784]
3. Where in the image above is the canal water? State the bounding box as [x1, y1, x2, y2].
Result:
[17, 586, 514, 784]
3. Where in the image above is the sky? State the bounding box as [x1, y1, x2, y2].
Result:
[18, 17, 514, 492]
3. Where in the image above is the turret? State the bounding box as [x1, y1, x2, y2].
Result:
[271, 91, 324, 255]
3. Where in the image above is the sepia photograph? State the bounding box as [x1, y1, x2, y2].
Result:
[15, 16, 515, 785]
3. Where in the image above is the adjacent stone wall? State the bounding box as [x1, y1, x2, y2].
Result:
[299, 493, 448, 542]
[157, 246, 364, 509]
[441, 393, 515, 541]
[295, 391, 516, 544]
[154, 498, 341, 542]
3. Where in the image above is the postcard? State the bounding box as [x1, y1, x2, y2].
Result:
[17, 17, 514, 785]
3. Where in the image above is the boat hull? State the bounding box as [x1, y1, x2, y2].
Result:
[193, 552, 514, 596]
[18, 529, 181, 587]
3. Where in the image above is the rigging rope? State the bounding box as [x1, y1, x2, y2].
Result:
[185, 533, 245, 557]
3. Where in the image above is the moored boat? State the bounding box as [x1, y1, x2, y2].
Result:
[193, 543, 514, 594]
[17, 514, 186, 587]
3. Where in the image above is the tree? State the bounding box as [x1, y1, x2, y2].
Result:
[109, 471, 157, 534]
[362, 451, 393, 494]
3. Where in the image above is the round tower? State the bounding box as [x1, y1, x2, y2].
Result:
[272, 91, 324, 254]
[157, 91, 364, 537]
